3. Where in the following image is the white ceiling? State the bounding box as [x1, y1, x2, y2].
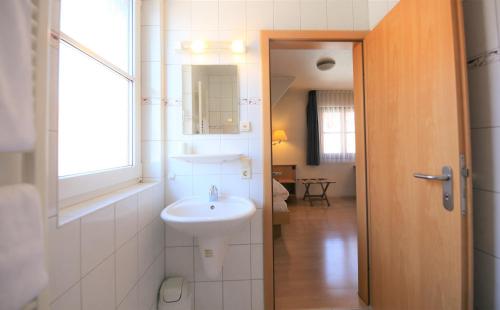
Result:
[270, 43, 354, 91]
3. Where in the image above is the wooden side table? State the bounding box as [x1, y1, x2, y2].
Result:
[297, 178, 336, 207]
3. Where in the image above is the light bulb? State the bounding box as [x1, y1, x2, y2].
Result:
[191, 40, 206, 54]
[231, 40, 245, 54]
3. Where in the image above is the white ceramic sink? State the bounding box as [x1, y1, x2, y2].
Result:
[161, 196, 256, 279]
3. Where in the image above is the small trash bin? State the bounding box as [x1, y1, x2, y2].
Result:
[158, 277, 192, 310]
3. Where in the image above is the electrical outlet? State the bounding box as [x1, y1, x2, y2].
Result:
[241, 158, 252, 179]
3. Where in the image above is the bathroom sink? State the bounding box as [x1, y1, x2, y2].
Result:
[161, 196, 256, 236]
[161, 196, 256, 279]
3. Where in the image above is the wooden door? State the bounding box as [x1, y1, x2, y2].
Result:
[363, 0, 473, 309]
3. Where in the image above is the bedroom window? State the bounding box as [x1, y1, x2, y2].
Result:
[318, 91, 356, 163]
[57, 0, 139, 204]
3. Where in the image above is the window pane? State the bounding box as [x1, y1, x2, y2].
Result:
[58, 43, 132, 177]
[346, 133, 356, 154]
[60, 0, 131, 71]
[323, 133, 342, 154]
[346, 109, 355, 132]
[323, 110, 341, 132]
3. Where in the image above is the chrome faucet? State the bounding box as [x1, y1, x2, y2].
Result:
[209, 185, 218, 202]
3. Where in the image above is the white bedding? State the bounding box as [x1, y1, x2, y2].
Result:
[273, 199, 289, 213]
[273, 179, 289, 201]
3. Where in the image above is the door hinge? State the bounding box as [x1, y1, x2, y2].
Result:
[460, 154, 468, 216]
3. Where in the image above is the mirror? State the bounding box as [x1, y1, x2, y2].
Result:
[182, 65, 240, 135]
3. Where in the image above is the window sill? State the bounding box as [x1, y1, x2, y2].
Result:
[58, 181, 159, 226]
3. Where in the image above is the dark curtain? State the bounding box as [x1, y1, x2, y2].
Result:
[306, 90, 320, 166]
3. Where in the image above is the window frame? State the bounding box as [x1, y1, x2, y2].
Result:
[57, 0, 141, 208]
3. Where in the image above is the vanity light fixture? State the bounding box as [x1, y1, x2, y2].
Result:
[191, 40, 206, 54]
[178, 40, 246, 54]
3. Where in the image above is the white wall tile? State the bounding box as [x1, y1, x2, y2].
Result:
[193, 175, 222, 197]
[248, 140, 263, 174]
[245, 32, 261, 65]
[165, 30, 192, 65]
[195, 247, 222, 281]
[139, 188, 155, 230]
[139, 253, 164, 310]
[117, 285, 139, 310]
[142, 62, 162, 98]
[142, 103, 162, 141]
[251, 244, 263, 279]
[166, 1, 192, 30]
[221, 174, 250, 197]
[471, 127, 500, 192]
[246, 1, 274, 30]
[142, 0, 161, 26]
[353, 0, 370, 30]
[166, 64, 183, 100]
[463, 0, 499, 58]
[81, 206, 114, 276]
[300, 0, 328, 30]
[251, 209, 263, 243]
[220, 1, 246, 30]
[48, 217, 81, 301]
[474, 250, 500, 310]
[474, 190, 500, 257]
[223, 280, 251, 310]
[50, 282, 80, 310]
[165, 223, 194, 247]
[195, 282, 223, 310]
[223, 245, 251, 280]
[469, 61, 500, 129]
[192, 1, 219, 30]
[141, 26, 161, 62]
[165, 246, 195, 281]
[116, 236, 139, 305]
[368, 1, 388, 29]
[47, 131, 58, 218]
[327, 0, 354, 30]
[230, 221, 251, 245]
[250, 174, 264, 208]
[81, 255, 115, 310]
[139, 222, 156, 277]
[274, 1, 300, 29]
[166, 175, 194, 203]
[116, 195, 138, 248]
[251, 280, 264, 310]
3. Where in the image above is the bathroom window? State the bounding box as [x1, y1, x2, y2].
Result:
[318, 91, 356, 163]
[57, 0, 139, 203]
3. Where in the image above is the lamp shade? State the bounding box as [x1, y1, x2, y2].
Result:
[272, 130, 288, 143]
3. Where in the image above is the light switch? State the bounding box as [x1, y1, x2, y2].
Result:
[240, 121, 251, 132]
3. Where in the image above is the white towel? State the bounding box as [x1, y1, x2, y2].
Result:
[0, 0, 36, 152]
[0, 184, 48, 310]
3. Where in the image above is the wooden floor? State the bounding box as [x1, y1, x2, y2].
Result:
[274, 197, 366, 310]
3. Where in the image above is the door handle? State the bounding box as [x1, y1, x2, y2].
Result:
[413, 174, 450, 181]
[413, 166, 453, 211]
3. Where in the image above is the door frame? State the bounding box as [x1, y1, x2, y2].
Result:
[260, 30, 369, 310]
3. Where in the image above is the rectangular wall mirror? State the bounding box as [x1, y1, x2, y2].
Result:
[182, 65, 240, 135]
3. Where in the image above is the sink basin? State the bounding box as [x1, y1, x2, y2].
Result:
[161, 196, 256, 279]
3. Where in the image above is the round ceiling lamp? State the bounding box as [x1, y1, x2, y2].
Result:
[316, 57, 336, 71]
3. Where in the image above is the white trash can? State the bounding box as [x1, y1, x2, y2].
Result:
[158, 277, 192, 310]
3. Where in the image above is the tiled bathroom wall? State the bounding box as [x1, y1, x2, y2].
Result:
[463, 0, 500, 308]
[367, 0, 399, 29]
[47, 1, 167, 309]
[161, 1, 370, 309]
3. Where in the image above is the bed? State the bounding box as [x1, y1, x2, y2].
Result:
[273, 179, 290, 238]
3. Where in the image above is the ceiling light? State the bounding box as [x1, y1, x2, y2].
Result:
[316, 57, 336, 71]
